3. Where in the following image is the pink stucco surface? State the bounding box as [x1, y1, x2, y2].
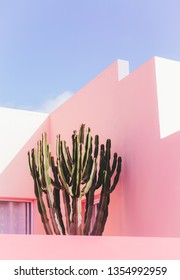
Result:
[49, 58, 180, 237]
[0, 235, 180, 260]
[0, 57, 180, 240]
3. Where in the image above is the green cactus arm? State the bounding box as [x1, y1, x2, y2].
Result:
[69, 196, 83, 235]
[105, 139, 111, 162]
[28, 149, 53, 234]
[95, 144, 106, 189]
[83, 186, 95, 235]
[110, 153, 117, 176]
[71, 197, 83, 235]
[92, 155, 121, 235]
[62, 189, 71, 234]
[51, 157, 61, 189]
[56, 134, 73, 195]
[74, 124, 86, 196]
[82, 128, 92, 177]
[71, 131, 77, 196]
[61, 140, 72, 176]
[75, 134, 83, 197]
[66, 145, 73, 166]
[91, 193, 108, 235]
[56, 134, 61, 159]
[51, 157, 66, 233]
[79, 124, 85, 144]
[57, 158, 73, 196]
[35, 179, 53, 234]
[75, 142, 81, 196]
[94, 135, 99, 159]
[71, 132, 78, 196]
[53, 187, 66, 234]
[98, 195, 110, 235]
[41, 132, 65, 235]
[71, 125, 87, 197]
[30, 143, 46, 193]
[28, 151, 33, 176]
[108, 156, 122, 194]
[91, 170, 109, 235]
[81, 158, 97, 196]
[81, 156, 93, 184]
[72, 130, 77, 162]
[36, 141, 46, 192]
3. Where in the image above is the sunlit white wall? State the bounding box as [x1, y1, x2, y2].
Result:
[155, 57, 180, 138]
[0, 107, 48, 173]
[118, 59, 129, 80]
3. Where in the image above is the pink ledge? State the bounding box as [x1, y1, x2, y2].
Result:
[0, 235, 180, 260]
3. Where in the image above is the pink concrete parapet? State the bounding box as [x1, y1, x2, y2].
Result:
[0, 235, 180, 260]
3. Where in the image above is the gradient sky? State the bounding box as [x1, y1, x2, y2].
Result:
[0, 0, 180, 112]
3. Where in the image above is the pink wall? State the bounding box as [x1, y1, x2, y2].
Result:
[50, 61, 122, 235]
[0, 235, 180, 259]
[1, 57, 180, 238]
[49, 58, 180, 237]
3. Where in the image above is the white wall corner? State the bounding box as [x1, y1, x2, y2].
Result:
[0, 107, 49, 174]
[117, 59, 129, 80]
[155, 57, 180, 138]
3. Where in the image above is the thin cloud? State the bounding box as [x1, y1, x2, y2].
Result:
[38, 91, 74, 113]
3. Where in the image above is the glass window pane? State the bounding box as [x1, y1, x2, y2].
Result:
[0, 201, 32, 234]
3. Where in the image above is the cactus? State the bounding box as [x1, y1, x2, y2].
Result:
[28, 124, 122, 235]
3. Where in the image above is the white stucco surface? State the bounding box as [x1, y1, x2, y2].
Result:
[118, 59, 129, 80]
[0, 107, 49, 173]
[155, 57, 180, 138]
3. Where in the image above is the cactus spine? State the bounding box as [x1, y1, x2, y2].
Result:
[28, 124, 122, 235]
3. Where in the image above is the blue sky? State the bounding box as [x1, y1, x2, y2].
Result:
[0, 0, 180, 112]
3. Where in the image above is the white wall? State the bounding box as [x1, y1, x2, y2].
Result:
[155, 57, 180, 138]
[0, 107, 48, 173]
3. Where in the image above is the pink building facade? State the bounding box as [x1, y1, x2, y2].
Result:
[0, 56, 180, 259]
